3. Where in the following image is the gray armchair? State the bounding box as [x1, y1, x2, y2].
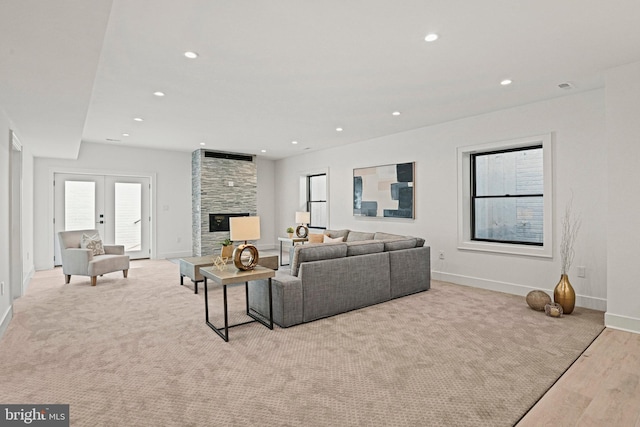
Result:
[57, 229, 130, 286]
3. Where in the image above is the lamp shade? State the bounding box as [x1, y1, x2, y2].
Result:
[229, 216, 261, 241]
[295, 211, 311, 224]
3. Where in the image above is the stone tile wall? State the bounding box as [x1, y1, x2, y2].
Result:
[192, 150, 257, 256]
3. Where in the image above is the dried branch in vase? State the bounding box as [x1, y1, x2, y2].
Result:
[560, 196, 581, 275]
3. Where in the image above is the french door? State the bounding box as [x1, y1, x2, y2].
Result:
[54, 173, 150, 265]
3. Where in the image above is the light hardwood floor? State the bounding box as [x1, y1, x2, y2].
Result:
[517, 328, 640, 426]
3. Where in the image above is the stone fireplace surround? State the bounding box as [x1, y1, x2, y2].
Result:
[192, 150, 257, 256]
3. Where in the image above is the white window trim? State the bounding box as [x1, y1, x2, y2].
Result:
[457, 133, 553, 258]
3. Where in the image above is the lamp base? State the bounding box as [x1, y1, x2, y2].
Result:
[296, 225, 308, 238]
[232, 244, 259, 271]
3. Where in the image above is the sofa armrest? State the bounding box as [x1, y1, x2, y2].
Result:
[248, 272, 303, 328]
[61, 248, 92, 275]
[104, 245, 125, 255]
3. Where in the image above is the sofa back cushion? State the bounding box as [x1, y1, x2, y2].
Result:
[290, 243, 348, 276]
[383, 238, 418, 251]
[373, 232, 405, 241]
[346, 240, 385, 256]
[346, 231, 375, 242]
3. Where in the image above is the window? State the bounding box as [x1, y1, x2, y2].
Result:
[457, 134, 552, 257]
[472, 145, 543, 245]
[307, 173, 327, 229]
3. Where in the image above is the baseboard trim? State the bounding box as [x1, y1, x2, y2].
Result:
[605, 313, 640, 335]
[23, 265, 35, 294]
[432, 271, 607, 312]
[0, 305, 13, 340]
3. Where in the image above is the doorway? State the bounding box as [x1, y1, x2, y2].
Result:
[54, 173, 151, 264]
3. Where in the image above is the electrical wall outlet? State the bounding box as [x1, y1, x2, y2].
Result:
[439, 250, 445, 260]
[577, 266, 586, 278]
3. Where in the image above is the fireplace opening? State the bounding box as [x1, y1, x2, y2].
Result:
[209, 213, 249, 232]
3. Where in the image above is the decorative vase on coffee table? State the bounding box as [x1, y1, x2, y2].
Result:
[221, 245, 234, 258]
[554, 274, 575, 314]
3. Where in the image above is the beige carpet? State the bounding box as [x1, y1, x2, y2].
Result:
[0, 259, 604, 426]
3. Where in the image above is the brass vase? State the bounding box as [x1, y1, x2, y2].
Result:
[554, 274, 575, 314]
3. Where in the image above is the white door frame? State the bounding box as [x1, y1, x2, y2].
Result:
[9, 131, 23, 299]
[46, 167, 157, 269]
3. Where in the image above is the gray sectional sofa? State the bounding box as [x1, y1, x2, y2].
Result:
[248, 229, 430, 327]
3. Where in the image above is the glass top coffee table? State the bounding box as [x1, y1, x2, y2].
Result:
[200, 265, 275, 342]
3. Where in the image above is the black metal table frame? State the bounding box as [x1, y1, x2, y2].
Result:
[203, 277, 273, 342]
[279, 238, 308, 266]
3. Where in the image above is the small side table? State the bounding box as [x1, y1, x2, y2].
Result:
[277, 236, 309, 266]
[200, 265, 275, 342]
[179, 256, 214, 294]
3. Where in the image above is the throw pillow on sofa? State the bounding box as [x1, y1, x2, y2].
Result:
[308, 233, 324, 243]
[323, 235, 344, 243]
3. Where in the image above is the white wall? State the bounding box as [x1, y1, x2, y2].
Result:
[0, 108, 12, 336]
[275, 89, 608, 311]
[33, 142, 277, 269]
[256, 157, 276, 251]
[22, 145, 35, 291]
[605, 61, 640, 333]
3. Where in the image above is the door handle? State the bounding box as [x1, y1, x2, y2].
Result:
[96, 220, 104, 224]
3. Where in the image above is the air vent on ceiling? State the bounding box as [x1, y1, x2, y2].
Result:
[204, 150, 254, 162]
[558, 82, 574, 90]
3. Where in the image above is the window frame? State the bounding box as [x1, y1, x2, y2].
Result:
[457, 134, 553, 258]
[306, 173, 327, 230]
[471, 144, 544, 246]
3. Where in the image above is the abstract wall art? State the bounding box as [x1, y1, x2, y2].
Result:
[353, 162, 415, 218]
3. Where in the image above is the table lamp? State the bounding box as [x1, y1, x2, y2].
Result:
[229, 216, 260, 270]
[295, 211, 310, 238]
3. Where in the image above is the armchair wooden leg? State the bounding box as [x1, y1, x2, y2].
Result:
[91, 276, 97, 286]
[65, 275, 71, 284]
[123, 269, 128, 278]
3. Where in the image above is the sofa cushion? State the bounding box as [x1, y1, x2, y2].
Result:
[324, 229, 350, 240]
[374, 232, 406, 241]
[346, 231, 375, 242]
[290, 243, 348, 276]
[346, 240, 385, 256]
[383, 238, 418, 251]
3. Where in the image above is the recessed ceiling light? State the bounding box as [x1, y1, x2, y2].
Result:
[200, 142, 205, 146]
[153, 91, 165, 97]
[424, 33, 439, 42]
[133, 117, 143, 122]
[291, 141, 298, 145]
[261, 149, 267, 153]
[392, 111, 401, 116]
[184, 51, 199, 59]
[336, 127, 343, 132]
[500, 79, 513, 86]
[122, 133, 130, 137]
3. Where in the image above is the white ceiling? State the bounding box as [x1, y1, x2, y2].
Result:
[2, 0, 640, 160]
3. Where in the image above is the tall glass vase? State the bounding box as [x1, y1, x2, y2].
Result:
[554, 274, 575, 314]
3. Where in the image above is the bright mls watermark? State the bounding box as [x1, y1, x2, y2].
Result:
[1, 405, 69, 426]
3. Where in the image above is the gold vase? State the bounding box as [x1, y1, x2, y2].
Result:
[554, 274, 575, 314]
